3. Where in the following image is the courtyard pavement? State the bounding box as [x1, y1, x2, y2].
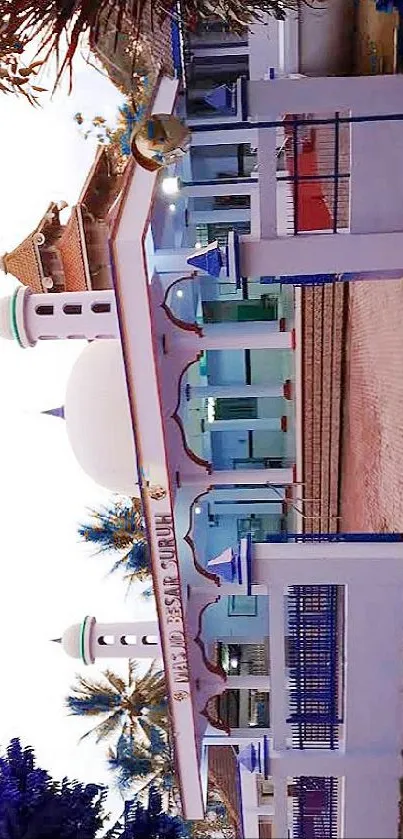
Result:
[340, 278, 403, 532]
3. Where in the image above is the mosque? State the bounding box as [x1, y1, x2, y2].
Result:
[2, 59, 403, 838]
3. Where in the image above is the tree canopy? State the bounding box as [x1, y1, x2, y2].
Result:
[0, 738, 106, 839]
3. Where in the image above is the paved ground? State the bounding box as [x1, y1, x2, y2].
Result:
[339, 279, 403, 532]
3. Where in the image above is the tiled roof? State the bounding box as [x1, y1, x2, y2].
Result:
[2, 235, 44, 293]
[209, 746, 243, 835]
[58, 206, 91, 292]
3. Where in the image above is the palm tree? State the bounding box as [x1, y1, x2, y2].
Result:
[66, 660, 168, 745]
[107, 727, 180, 811]
[78, 498, 151, 588]
[0, 0, 323, 94]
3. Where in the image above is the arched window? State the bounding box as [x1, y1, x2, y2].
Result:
[141, 635, 159, 646]
[98, 635, 115, 646]
[36, 305, 54, 316]
[63, 304, 82, 315]
[92, 302, 111, 314]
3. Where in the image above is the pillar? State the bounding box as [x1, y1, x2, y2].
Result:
[188, 208, 250, 225]
[212, 502, 283, 516]
[212, 487, 285, 501]
[181, 466, 294, 487]
[187, 382, 287, 399]
[181, 179, 257, 199]
[226, 675, 270, 690]
[200, 322, 294, 351]
[207, 417, 283, 433]
[239, 231, 403, 278]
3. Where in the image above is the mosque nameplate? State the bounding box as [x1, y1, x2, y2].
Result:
[154, 514, 189, 689]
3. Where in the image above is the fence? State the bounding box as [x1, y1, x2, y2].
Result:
[293, 776, 339, 839]
[287, 585, 342, 750]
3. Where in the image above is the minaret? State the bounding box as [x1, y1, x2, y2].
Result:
[0, 285, 119, 347]
[58, 616, 161, 665]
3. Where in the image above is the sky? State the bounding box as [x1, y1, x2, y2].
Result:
[0, 51, 155, 822]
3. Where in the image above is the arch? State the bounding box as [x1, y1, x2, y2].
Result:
[63, 303, 82, 315]
[98, 634, 115, 646]
[36, 304, 54, 316]
[92, 302, 111, 314]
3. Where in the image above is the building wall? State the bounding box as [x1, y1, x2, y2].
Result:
[301, 282, 347, 532]
[299, 0, 356, 77]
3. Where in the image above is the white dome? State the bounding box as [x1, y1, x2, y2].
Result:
[62, 616, 95, 665]
[65, 340, 138, 495]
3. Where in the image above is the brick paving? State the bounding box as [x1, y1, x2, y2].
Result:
[340, 278, 403, 533]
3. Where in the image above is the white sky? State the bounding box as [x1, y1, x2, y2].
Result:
[0, 53, 155, 823]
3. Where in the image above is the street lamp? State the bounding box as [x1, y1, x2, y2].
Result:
[162, 176, 181, 196]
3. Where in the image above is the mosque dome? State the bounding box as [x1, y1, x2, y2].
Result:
[65, 339, 138, 495]
[62, 616, 95, 665]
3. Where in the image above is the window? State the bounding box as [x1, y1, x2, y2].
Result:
[92, 302, 111, 314]
[36, 305, 54, 315]
[228, 595, 258, 617]
[63, 304, 82, 315]
[98, 635, 115, 645]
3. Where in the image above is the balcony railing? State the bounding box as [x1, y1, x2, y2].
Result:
[293, 777, 339, 839]
[287, 585, 343, 750]
[293, 777, 338, 839]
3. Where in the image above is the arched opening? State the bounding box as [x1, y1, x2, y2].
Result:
[98, 634, 115, 646]
[141, 635, 159, 646]
[92, 302, 111, 314]
[120, 634, 137, 646]
[63, 303, 82, 315]
[36, 305, 54, 316]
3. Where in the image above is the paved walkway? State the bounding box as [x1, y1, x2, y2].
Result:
[340, 278, 403, 532]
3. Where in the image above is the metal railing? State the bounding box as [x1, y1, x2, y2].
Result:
[287, 585, 342, 750]
[293, 776, 339, 839]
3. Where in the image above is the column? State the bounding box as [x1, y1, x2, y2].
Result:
[266, 585, 288, 750]
[239, 231, 403, 278]
[181, 466, 294, 487]
[226, 675, 270, 690]
[200, 322, 294, 351]
[207, 417, 283, 433]
[212, 487, 285, 501]
[189, 208, 250, 225]
[211, 502, 283, 516]
[187, 382, 287, 399]
[247, 75, 403, 120]
[191, 126, 259, 148]
[181, 180, 257, 199]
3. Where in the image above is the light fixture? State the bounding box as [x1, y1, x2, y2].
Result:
[230, 657, 239, 670]
[194, 505, 202, 515]
[176, 288, 184, 298]
[169, 203, 176, 212]
[195, 241, 202, 250]
[162, 176, 180, 196]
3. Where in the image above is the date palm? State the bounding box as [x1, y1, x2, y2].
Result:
[66, 660, 168, 745]
[78, 498, 151, 589]
[0, 0, 323, 93]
